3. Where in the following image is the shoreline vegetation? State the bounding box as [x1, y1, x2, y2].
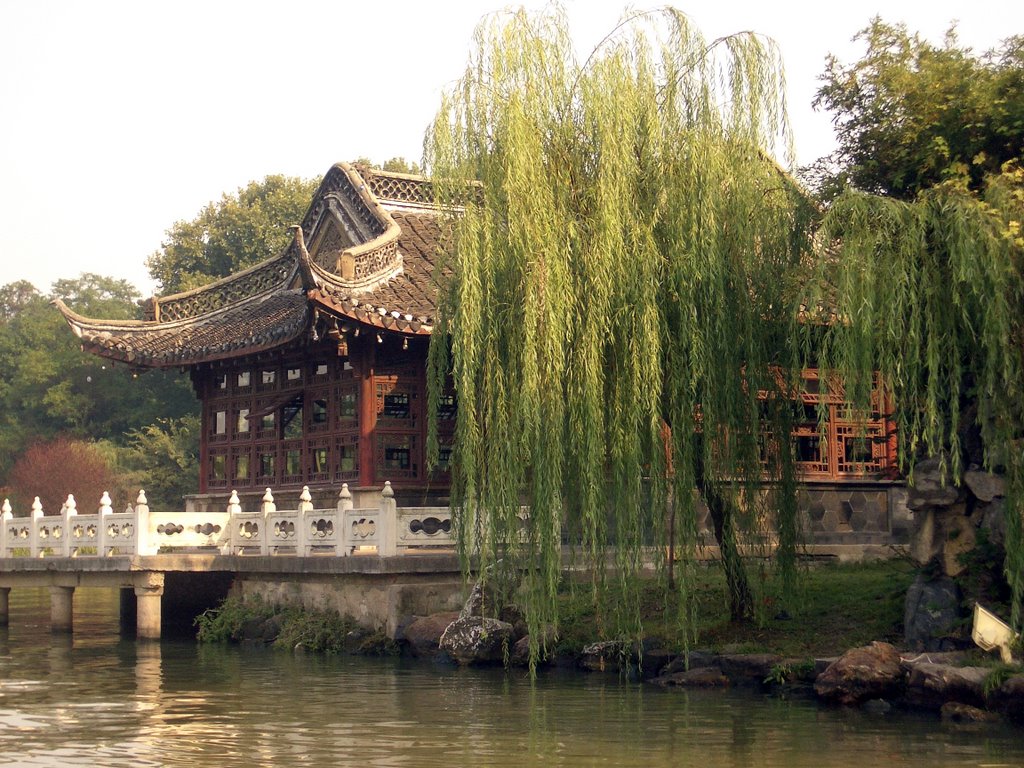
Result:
[194, 559, 1024, 724]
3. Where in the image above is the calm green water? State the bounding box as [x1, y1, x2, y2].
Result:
[0, 588, 1022, 767]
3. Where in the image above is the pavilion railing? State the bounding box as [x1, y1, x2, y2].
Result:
[0, 482, 457, 559]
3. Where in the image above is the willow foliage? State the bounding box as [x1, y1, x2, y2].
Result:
[816, 166, 1024, 623]
[424, 6, 819, 657]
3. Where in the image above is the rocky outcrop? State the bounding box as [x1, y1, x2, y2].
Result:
[814, 642, 905, 705]
[718, 654, 782, 683]
[986, 674, 1024, 723]
[940, 701, 1000, 723]
[903, 662, 988, 710]
[402, 612, 460, 657]
[903, 575, 962, 651]
[652, 666, 729, 687]
[906, 457, 1007, 578]
[439, 616, 514, 665]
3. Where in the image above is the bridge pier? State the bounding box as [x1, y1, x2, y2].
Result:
[134, 582, 163, 640]
[49, 586, 74, 633]
[0, 587, 9, 627]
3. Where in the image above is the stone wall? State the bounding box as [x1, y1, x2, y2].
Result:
[232, 572, 465, 638]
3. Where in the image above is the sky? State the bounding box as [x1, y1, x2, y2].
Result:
[1, 0, 1021, 298]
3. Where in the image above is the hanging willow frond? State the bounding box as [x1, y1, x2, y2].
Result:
[424, 5, 817, 663]
[425, 6, 1024, 662]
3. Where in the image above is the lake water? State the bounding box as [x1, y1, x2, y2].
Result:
[0, 587, 1022, 767]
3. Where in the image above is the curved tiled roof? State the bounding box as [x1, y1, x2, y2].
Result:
[56, 163, 448, 367]
[56, 289, 311, 367]
[309, 210, 445, 334]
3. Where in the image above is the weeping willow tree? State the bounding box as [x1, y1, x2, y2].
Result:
[815, 167, 1024, 622]
[424, 7, 1024, 659]
[424, 5, 821, 657]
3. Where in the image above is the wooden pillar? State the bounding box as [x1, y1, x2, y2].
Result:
[49, 586, 74, 633]
[0, 587, 9, 627]
[358, 335, 376, 488]
[134, 574, 165, 640]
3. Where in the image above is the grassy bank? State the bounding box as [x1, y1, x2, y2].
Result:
[556, 559, 917, 658]
[198, 560, 918, 660]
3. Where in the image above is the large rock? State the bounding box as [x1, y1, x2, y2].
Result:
[403, 612, 459, 657]
[439, 616, 514, 665]
[814, 642, 905, 705]
[964, 470, 1006, 503]
[651, 666, 729, 687]
[904, 575, 962, 651]
[940, 701, 999, 724]
[976, 499, 1007, 545]
[903, 663, 987, 710]
[718, 654, 782, 683]
[987, 674, 1024, 723]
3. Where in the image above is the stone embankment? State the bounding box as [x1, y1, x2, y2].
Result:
[396, 600, 1024, 725]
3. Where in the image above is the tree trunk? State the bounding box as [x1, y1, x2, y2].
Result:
[693, 436, 754, 621]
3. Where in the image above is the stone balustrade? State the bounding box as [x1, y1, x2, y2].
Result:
[0, 482, 457, 559]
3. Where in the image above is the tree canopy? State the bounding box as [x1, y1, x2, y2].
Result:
[809, 19, 1024, 200]
[147, 175, 318, 294]
[0, 275, 197, 508]
[426, 7, 815, 654]
[424, 6, 1024, 660]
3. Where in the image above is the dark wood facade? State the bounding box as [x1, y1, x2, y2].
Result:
[56, 162, 899, 504]
[194, 333, 454, 494]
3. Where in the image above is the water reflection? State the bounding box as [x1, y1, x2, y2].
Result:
[0, 587, 1022, 767]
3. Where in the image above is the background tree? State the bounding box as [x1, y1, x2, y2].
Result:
[0, 275, 197, 500]
[147, 175, 318, 294]
[807, 19, 1024, 200]
[426, 7, 813, 653]
[4, 436, 126, 516]
[809, 22, 1024, 623]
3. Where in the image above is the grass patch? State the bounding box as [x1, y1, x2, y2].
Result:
[196, 596, 376, 654]
[554, 559, 915, 658]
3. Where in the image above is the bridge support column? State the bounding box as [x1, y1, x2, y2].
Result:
[134, 574, 164, 640]
[0, 587, 9, 627]
[49, 586, 74, 633]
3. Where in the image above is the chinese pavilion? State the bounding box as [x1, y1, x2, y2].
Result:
[57, 163, 901, 532]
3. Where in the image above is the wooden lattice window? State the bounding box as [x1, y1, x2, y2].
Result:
[375, 367, 420, 430]
[208, 450, 228, 489]
[307, 437, 331, 483]
[231, 446, 252, 483]
[282, 443, 303, 485]
[335, 434, 360, 483]
[377, 433, 418, 480]
[308, 388, 330, 434]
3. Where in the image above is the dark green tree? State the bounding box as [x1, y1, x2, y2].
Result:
[0, 276, 196, 484]
[147, 175, 318, 294]
[809, 19, 1024, 200]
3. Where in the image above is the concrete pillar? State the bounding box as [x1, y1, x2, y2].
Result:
[49, 586, 74, 633]
[135, 584, 163, 640]
[0, 587, 9, 627]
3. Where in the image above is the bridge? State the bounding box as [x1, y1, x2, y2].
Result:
[0, 483, 465, 639]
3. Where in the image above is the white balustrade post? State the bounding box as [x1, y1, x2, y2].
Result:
[135, 491, 152, 555]
[98, 491, 112, 557]
[336, 484, 352, 557]
[63, 495, 76, 556]
[61, 493, 77, 557]
[378, 481, 397, 557]
[259, 488, 275, 556]
[297, 486, 312, 556]
[1, 498, 11, 556]
[29, 497, 43, 557]
[224, 490, 241, 555]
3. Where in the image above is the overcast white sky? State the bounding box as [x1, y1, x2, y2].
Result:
[1, 0, 1020, 297]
